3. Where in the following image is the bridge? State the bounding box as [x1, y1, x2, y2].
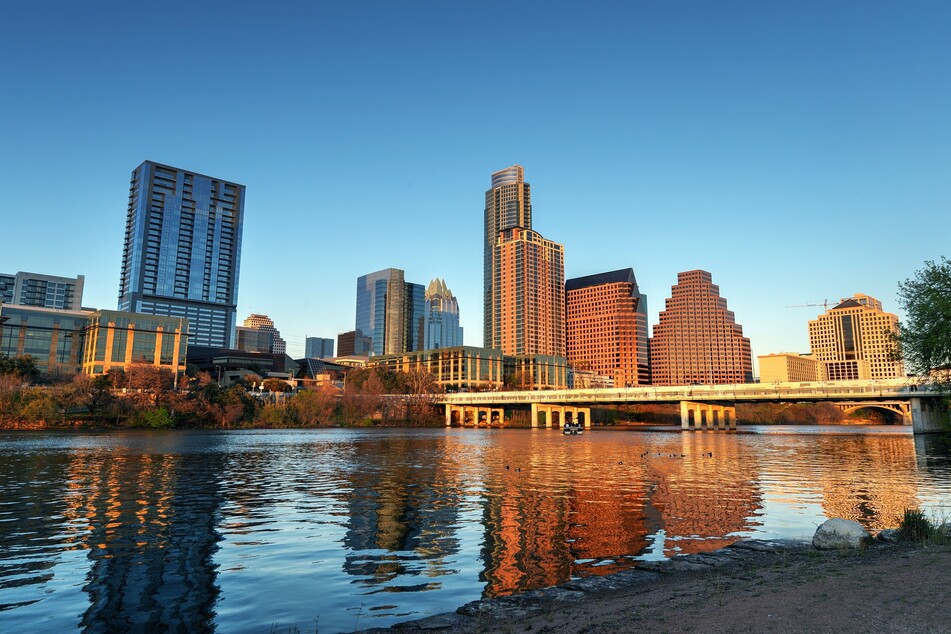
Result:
[437, 378, 947, 434]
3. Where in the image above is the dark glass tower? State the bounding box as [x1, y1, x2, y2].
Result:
[118, 161, 244, 348]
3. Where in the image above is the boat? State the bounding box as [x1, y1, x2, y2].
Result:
[563, 422, 583, 435]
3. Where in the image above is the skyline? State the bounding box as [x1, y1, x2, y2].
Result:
[2, 2, 949, 362]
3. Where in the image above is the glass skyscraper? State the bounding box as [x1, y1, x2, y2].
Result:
[355, 268, 426, 356]
[118, 161, 244, 348]
[424, 278, 463, 350]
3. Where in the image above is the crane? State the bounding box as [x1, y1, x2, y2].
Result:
[786, 300, 829, 310]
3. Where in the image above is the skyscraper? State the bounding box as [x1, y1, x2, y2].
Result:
[355, 268, 426, 356]
[807, 294, 904, 380]
[424, 278, 464, 350]
[484, 166, 565, 356]
[118, 161, 244, 348]
[566, 268, 650, 387]
[649, 270, 752, 385]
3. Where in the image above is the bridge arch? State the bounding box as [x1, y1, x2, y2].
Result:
[838, 403, 907, 425]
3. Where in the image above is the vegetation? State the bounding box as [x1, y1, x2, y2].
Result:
[898, 508, 950, 544]
[895, 257, 951, 393]
[0, 355, 445, 429]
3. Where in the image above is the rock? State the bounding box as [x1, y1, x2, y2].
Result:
[812, 518, 870, 549]
[877, 529, 900, 543]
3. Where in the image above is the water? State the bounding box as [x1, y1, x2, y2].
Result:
[1, 427, 949, 632]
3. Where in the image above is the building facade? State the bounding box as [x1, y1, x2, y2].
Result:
[492, 227, 565, 356]
[337, 330, 371, 357]
[0, 304, 187, 376]
[758, 353, 819, 383]
[650, 270, 753, 385]
[566, 268, 650, 387]
[424, 278, 464, 350]
[0, 272, 85, 310]
[305, 336, 335, 359]
[235, 326, 274, 354]
[238, 313, 285, 355]
[118, 161, 244, 348]
[355, 268, 426, 356]
[807, 294, 904, 381]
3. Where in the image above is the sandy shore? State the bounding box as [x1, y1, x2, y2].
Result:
[367, 539, 951, 633]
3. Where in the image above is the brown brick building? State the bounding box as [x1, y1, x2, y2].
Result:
[565, 269, 650, 387]
[649, 270, 752, 385]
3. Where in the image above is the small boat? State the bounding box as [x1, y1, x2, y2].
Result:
[563, 422, 583, 435]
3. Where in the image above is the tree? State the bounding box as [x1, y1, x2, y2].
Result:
[896, 257, 951, 389]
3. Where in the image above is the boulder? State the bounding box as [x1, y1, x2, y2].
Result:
[812, 518, 870, 549]
[876, 528, 900, 543]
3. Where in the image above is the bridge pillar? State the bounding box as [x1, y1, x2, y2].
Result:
[681, 401, 736, 431]
[445, 404, 453, 427]
[911, 397, 948, 434]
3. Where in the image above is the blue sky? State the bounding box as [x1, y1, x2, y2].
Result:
[2, 1, 948, 363]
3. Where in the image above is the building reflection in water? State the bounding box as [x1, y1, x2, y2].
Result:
[342, 434, 463, 590]
[61, 434, 224, 632]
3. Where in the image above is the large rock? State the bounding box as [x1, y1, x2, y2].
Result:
[813, 518, 870, 549]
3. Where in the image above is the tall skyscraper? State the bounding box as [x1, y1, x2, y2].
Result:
[566, 268, 650, 387]
[237, 313, 285, 355]
[118, 161, 244, 348]
[0, 272, 84, 310]
[649, 270, 752, 385]
[484, 166, 565, 356]
[305, 336, 335, 359]
[808, 294, 904, 380]
[355, 268, 426, 356]
[424, 278, 464, 350]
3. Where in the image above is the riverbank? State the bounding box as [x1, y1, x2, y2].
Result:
[370, 539, 951, 633]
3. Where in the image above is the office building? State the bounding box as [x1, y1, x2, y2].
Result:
[484, 165, 532, 349]
[758, 353, 819, 383]
[305, 336, 335, 359]
[424, 278, 463, 350]
[566, 268, 650, 387]
[118, 161, 244, 348]
[337, 329, 371, 357]
[355, 268, 425, 356]
[808, 294, 904, 380]
[0, 304, 186, 376]
[0, 271, 84, 310]
[484, 166, 565, 357]
[238, 313, 285, 355]
[650, 270, 753, 385]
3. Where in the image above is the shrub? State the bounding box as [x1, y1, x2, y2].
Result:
[898, 508, 933, 542]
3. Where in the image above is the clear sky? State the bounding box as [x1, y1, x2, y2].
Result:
[2, 1, 949, 364]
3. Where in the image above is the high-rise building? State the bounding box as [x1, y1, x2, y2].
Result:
[337, 330, 372, 357]
[305, 336, 334, 359]
[484, 165, 531, 349]
[566, 268, 650, 387]
[649, 270, 753, 385]
[484, 167, 565, 357]
[0, 271, 85, 310]
[118, 161, 244, 348]
[355, 268, 426, 356]
[239, 313, 285, 355]
[424, 278, 463, 350]
[807, 294, 904, 381]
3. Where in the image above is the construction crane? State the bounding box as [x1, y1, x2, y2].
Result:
[786, 300, 829, 310]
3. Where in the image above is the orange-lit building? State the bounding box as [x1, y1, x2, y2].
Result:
[492, 226, 565, 357]
[484, 166, 566, 359]
[649, 270, 752, 385]
[808, 294, 904, 381]
[565, 268, 650, 387]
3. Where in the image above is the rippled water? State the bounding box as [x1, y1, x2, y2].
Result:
[1, 427, 949, 632]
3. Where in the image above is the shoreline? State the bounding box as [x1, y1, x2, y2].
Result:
[364, 538, 951, 633]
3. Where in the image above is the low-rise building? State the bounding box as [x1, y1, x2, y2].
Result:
[758, 353, 819, 383]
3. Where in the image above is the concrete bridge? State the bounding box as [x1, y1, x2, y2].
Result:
[438, 378, 947, 434]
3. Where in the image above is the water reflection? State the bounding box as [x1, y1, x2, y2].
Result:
[1, 428, 950, 632]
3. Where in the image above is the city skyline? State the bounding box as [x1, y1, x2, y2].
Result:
[2, 3, 949, 361]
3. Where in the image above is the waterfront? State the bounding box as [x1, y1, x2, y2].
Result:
[1, 427, 949, 632]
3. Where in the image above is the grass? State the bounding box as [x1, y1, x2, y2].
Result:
[897, 508, 950, 545]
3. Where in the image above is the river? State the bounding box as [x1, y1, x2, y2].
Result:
[1, 427, 949, 632]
